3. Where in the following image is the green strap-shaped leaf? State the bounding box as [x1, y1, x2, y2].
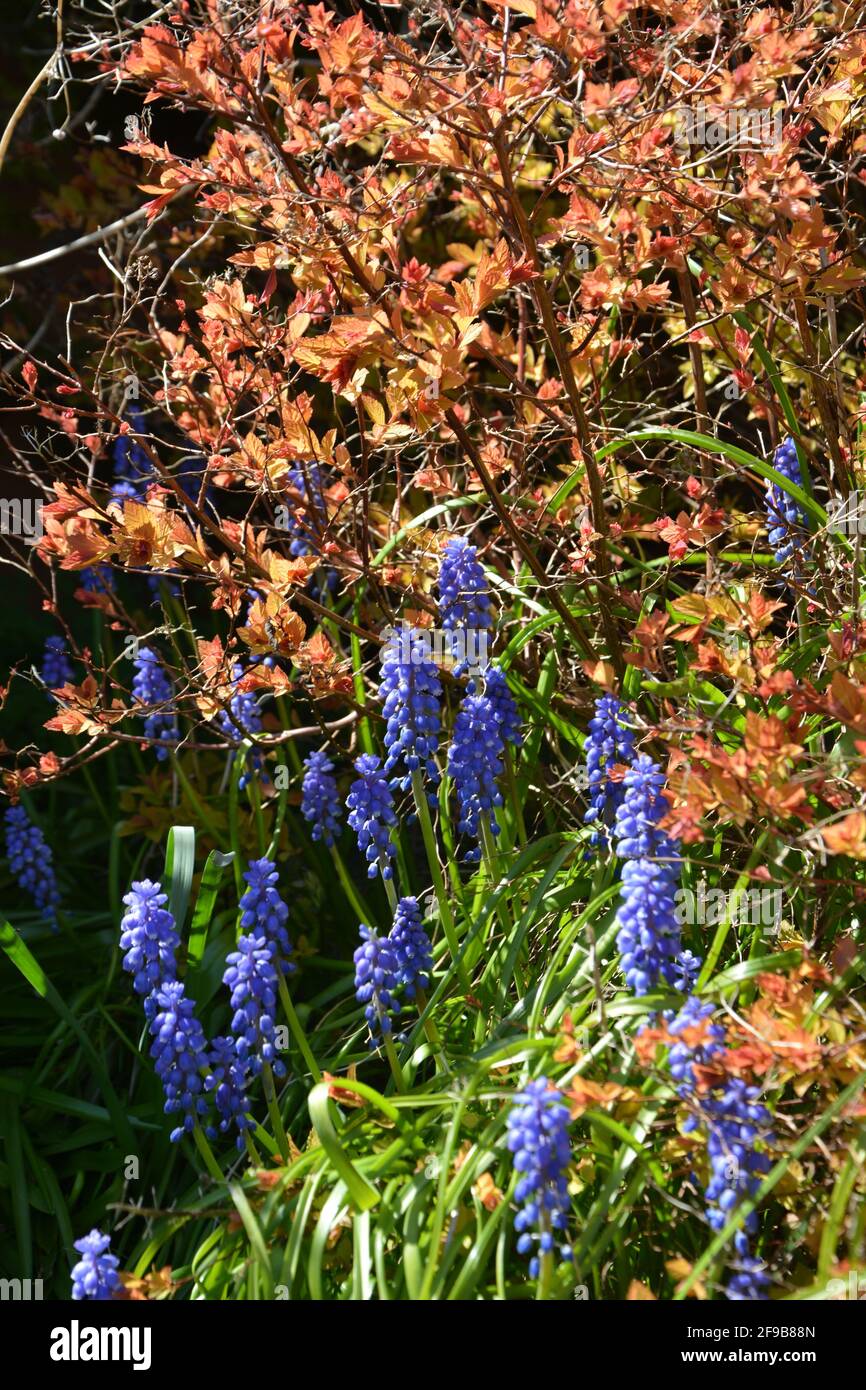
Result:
[187, 849, 234, 969]
[163, 825, 196, 929]
[308, 1082, 380, 1212]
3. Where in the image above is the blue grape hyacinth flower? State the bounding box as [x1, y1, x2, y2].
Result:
[70, 1229, 122, 1301]
[40, 635, 73, 689]
[346, 753, 398, 879]
[584, 694, 635, 848]
[388, 896, 433, 1000]
[353, 925, 400, 1044]
[379, 626, 442, 793]
[118, 879, 179, 1011]
[479, 663, 522, 749]
[301, 749, 342, 846]
[447, 686, 505, 857]
[764, 436, 809, 565]
[3, 803, 61, 929]
[613, 754, 678, 864]
[205, 1034, 252, 1149]
[239, 858, 293, 973]
[223, 933, 286, 1079]
[131, 646, 178, 761]
[146, 980, 211, 1142]
[614, 857, 682, 996]
[654, 995, 773, 1300]
[217, 662, 267, 790]
[506, 1077, 573, 1279]
[437, 537, 493, 671]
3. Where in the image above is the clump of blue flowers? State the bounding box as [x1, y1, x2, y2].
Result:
[437, 537, 493, 671]
[146, 980, 211, 1142]
[206, 1034, 252, 1148]
[301, 749, 342, 846]
[379, 626, 442, 792]
[764, 436, 809, 565]
[447, 686, 505, 857]
[615, 857, 682, 995]
[239, 858, 293, 973]
[506, 1078, 573, 1279]
[111, 406, 151, 505]
[118, 879, 179, 1010]
[217, 662, 266, 789]
[285, 463, 328, 558]
[613, 755, 677, 863]
[584, 694, 635, 847]
[346, 752, 398, 879]
[40, 635, 73, 689]
[480, 663, 522, 749]
[653, 995, 773, 1299]
[70, 1229, 122, 1300]
[131, 646, 178, 761]
[223, 934, 286, 1079]
[3, 803, 61, 929]
[353, 925, 400, 1045]
[388, 896, 433, 1000]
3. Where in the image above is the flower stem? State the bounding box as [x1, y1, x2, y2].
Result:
[383, 1033, 407, 1092]
[263, 1061, 290, 1162]
[330, 842, 375, 926]
[278, 974, 322, 1082]
[411, 769, 468, 990]
[193, 1122, 224, 1182]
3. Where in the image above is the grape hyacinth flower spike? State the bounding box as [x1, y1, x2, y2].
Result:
[223, 933, 286, 1078]
[118, 879, 180, 1012]
[437, 536, 493, 672]
[131, 646, 178, 761]
[70, 1229, 122, 1301]
[388, 896, 433, 1000]
[506, 1078, 573, 1280]
[346, 753, 398, 879]
[764, 436, 809, 566]
[217, 662, 266, 789]
[480, 663, 522, 749]
[612, 754, 677, 864]
[353, 925, 400, 1045]
[379, 626, 442, 794]
[583, 694, 635, 848]
[301, 749, 342, 846]
[3, 803, 61, 929]
[40, 635, 73, 690]
[447, 684, 505, 858]
[205, 1034, 252, 1148]
[614, 857, 683, 996]
[239, 857, 293, 973]
[146, 980, 211, 1142]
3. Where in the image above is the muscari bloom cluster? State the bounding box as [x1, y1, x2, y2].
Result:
[447, 685, 506, 858]
[346, 753, 398, 879]
[437, 537, 493, 671]
[611, 755, 691, 996]
[40, 635, 73, 689]
[301, 750, 342, 846]
[764, 436, 809, 566]
[118, 879, 180, 1014]
[657, 995, 773, 1299]
[223, 934, 286, 1080]
[111, 407, 151, 505]
[3, 803, 61, 929]
[506, 1078, 573, 1278]
[388, 897, 432, 1000]
[217, 662, 266, 790]
[583, 694, 635, 848]
[131, 646, 178, 761]
[205, 1033, 253, 1148]
[70, 1229, 122, 1301]
[353, 898, 433, 1043]
[379, 626, 443, 794]
[353, 926, 400, 1045]
[480, 663, 522, 750]
[147, 980, 211, 1142]
[239, 857, 293, 973]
